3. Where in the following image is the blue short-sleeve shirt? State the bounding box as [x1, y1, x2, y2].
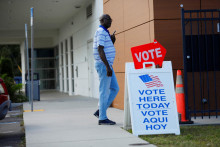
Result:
[93, 26, 116, 66]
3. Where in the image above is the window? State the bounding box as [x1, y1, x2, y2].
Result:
[70, 36, 74, 93]
[28, 48, 56, 90]
[70, 36, 73, 50]
[86, 4, 92, 18]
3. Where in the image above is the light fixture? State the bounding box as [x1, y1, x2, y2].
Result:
[75, 5, 81, 9]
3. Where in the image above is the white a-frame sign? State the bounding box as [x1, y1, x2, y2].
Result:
[123, 61, 180, 136]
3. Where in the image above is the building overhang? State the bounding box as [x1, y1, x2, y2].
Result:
[0, 0, 91, 45]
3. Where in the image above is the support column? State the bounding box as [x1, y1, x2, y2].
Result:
[63, 41, 67, 93]
[20, 41, 26, 90]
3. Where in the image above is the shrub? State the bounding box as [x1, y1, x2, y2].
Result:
[13, 94, 28, 103]
[0, 74, 28, 103]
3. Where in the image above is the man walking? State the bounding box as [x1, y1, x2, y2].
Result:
[93, 14, 119, 125]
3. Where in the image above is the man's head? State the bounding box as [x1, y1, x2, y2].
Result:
[99, 14, 112, 29]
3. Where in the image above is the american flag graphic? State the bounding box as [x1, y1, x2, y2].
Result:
[139, 74, 163, 88]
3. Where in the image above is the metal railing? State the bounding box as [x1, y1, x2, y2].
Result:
[181, 8, 220, 119]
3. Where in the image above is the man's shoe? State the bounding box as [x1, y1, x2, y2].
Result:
[98, 119, 116, 125]
[94, 110, 99, 118]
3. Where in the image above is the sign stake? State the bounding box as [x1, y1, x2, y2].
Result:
[25, 24, 31, 104]
[30, 7, 34, 112]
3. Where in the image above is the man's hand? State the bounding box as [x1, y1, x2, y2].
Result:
[110, 34, 116, 44]
[106, 66, 112, 77]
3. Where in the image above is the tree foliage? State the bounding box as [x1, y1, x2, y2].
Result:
[0, 58, 14, 78]
[0, 45, 21, 76]
[0, 45, 26, 102]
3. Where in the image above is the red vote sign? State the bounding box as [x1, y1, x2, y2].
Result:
[131, 40, 166, 69]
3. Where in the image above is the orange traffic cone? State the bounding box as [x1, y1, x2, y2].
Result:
[175, 70, 193, 124]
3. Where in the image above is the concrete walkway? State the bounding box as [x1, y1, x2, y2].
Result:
[23, 91, 155, 147]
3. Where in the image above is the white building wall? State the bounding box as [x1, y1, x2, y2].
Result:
[58, 0, 103, 98]
[20, 41, 26, 88]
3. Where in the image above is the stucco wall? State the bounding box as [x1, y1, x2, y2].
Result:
[58, 0, 103, 98]
[104, 0, 154, 109]
[104, 0, 220, 110]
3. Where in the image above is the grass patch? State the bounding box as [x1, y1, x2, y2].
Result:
[20, 120, 24, 127]
[128, 125, 220, 147]
[20, 136, 26, 147]
[16, 113, 23, 118]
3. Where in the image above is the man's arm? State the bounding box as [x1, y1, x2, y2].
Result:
[98, 45, 112, 77]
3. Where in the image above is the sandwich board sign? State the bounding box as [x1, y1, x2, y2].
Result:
[123, 40, 180, 136]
